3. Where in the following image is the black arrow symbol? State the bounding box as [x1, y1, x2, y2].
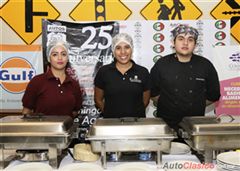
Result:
[224, 0, 240, 28]
[226, 0, 240, 9]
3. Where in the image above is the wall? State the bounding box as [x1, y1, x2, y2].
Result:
[1, 0, 239, 45]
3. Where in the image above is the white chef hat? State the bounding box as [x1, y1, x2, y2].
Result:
[46, 40, 69, 62]
[111, 33, 133, 52]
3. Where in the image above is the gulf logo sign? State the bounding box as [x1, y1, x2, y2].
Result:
[0, 57, 36, 94]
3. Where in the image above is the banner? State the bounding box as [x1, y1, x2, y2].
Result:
[42, 19, 119, 135]
[213, 46, 240, 115]
[0, 45, 43, 111]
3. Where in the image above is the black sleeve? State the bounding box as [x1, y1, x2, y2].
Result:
[206, 62, 221, 101]
[150, 62, 162, 97]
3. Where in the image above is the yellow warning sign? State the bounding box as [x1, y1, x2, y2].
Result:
[0, 0, 60, 44]
[70, 0, 131, 21]
[141, 0, 202, 20]
[211, 0, 240, 44]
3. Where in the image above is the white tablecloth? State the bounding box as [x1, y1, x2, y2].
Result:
[3, 151, 218, 171]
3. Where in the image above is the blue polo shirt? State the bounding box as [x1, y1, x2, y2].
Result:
[94, 60, 150, 118]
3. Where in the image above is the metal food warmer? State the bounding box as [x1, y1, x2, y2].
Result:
[179, 115, 240, 163]
[87, 117, 176, 168]
[0, 114, 77, 169]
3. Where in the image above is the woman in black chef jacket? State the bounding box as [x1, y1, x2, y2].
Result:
[94, 33, 151, 160]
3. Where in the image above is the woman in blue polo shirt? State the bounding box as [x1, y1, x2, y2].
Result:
[94, 33, 150, 118]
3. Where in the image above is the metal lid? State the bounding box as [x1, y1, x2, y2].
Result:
[179, 116, 240, 135]
[0, 115, 73, 137]
[87, 117, 175, 139]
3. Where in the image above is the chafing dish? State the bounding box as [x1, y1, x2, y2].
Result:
[179, 115, 240, 163]
[87, 117, 176, 169]
[0, 114, 76, 169]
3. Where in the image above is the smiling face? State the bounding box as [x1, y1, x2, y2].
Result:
[49, 45, 68, 71]
[114, 42, 133, 65]
[173, 33, 196, 58]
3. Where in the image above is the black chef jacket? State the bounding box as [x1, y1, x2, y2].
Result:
[150, 53, 220, 128]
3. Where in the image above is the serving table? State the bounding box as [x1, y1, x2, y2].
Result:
[3, 149, 217, 171]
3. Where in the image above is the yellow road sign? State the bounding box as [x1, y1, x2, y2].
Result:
[70, 0, 131, 21]
[141, 0, 202, 20]
[0, 0, 60, 44]
[211, 0, 240, 44]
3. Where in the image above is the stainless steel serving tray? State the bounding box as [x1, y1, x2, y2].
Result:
[0, 115, 75, 169]
[88, 117, 175, 140]
[179, 116, 240, 136]
[0, 115, 74, 149]
[0, 115, 73, 135]
[179, 116, 240, 163]
[87, 117, 176, 168]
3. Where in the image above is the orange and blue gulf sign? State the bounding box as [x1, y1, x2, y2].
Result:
[0, 45, 41, 94]
[0, 57, 36, 94]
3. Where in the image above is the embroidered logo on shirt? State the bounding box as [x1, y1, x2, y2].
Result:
[129, 75, 142, 83]
[196, 78, 205, 81]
